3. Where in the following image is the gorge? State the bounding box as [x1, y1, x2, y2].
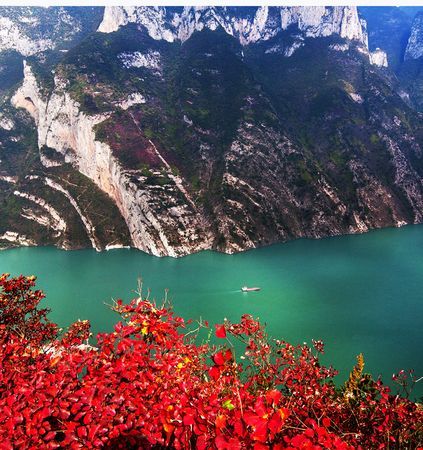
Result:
[1, 7, 423, 445]
[0, 6, 422, 256]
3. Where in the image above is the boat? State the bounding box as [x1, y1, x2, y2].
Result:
[241, 286, 261, 292]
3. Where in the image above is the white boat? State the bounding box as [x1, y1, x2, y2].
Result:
[241, 286, 261, 292]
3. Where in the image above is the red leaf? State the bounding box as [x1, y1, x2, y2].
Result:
[253, 444, 268, 450]
[265, 389, 281, 405]
[254, 397, 267, 417]
[77, 426, 87, 439]
[209, 366, 221, 381]
[234, 418, 246, 437]
[215, 435, 228, 449]
[196, 436, 207, 450]
[213, 351, 225, 366]
[278, 407, 290, 422]
[215, 436, 241, 450]
[322, 417, 331, 428]
[215, 324, 227, 338]
[44, 431, 56, 442]
[215, 414, 226, 430]
[228, 438, 242, 450]
[183, 414, 195, 425]
[269, 411, 283, 435]
[244, 411, 259, 427]
[252, 419, 268, 442]
[224, 348, 233, 363]
[305, 427, 314, 438]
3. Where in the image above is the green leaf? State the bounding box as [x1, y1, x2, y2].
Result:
[222, 399, 235, 410]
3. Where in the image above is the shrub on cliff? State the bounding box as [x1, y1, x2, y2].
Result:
[0, 274, 422, 449]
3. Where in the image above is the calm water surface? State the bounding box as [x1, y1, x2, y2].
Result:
[1, 225, 422, 397]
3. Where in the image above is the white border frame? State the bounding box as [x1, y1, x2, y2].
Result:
[1, 1, 423, 7]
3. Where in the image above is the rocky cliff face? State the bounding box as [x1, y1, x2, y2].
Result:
[2, 6, 423, 255]
[405, 12, 423, 60]
[98, 6, 391, 68]
[359, 7, 423, 110]
[369, 48, 388, 67]
[99, 6, 369, 54]
[11, 62, 213, 256]
[0, 7, 103, 55]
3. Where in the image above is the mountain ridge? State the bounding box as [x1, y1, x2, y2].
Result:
[0, 6, 422, 256]
[98, 6, 388, 65]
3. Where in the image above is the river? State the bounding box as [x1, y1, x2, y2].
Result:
[1, 225, 422, 398]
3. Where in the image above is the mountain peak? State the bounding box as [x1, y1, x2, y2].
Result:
[98, 6, 368, 51]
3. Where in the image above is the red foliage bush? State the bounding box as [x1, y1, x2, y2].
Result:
[0, 274, 422, 449]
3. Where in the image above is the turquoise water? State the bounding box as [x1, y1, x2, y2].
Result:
[1, 225, 422, 398]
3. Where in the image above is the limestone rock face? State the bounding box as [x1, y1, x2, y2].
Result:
[279, 6, 365, 42]
[97, 5, 128, 34]
[96, 6, 390, 63]
[369, 48, 388, 67]
[405, 12, 423, 60]
[0, 15, 53, 56]
[11, 62, 213, 256]
[0, 6, 98, 55]
[98, 6, 369, 52]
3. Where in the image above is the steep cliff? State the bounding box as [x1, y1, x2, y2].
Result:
[0, 7, 131, 251]
[359, 7, 423, 111]
[398, 11, 423, 111]
[2, 6, 423, 255]
[11, 62, 213, 256]
[0, 6, 103, 55]
[405, 12, 423, 60]
[98, 6, 373, 58]
[359, 7, 411, 71]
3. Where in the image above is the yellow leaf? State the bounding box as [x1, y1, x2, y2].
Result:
[222, 399, 235, 410]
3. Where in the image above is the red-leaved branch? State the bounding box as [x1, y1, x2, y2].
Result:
[0, 274, 421, 449]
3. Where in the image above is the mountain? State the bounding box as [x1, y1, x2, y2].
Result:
[98, 6, 366, 44]
[405, 12, 423, 60]
[399, 12, 423, 112]
[359, 7, 412, 71]
[1, 6, 423, 256]
[359, 7, 423, 112]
